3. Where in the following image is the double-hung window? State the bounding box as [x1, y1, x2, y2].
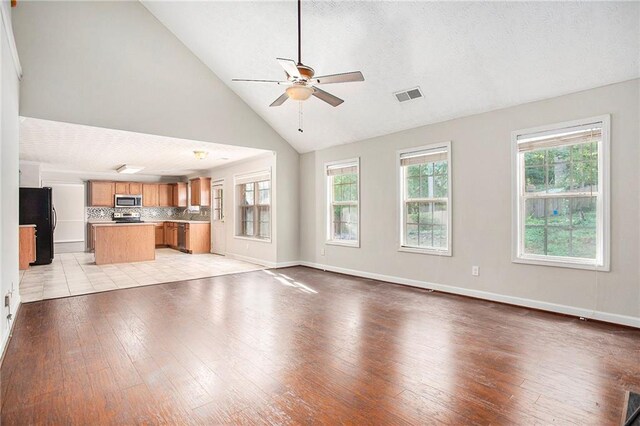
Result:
[513, 116, 609, 270]
[236, 170, 271, 241]
[326, 159, 359, 246]
[399, 142, 451, 255]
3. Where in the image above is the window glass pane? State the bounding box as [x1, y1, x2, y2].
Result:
[406, 224, 419, 247]
[418, 203, 432, 224]
[418, 224, 432, 247]
[433, 160, 447, 175]
[407, 176, 420, 199]
[434, 175, 447, 198]
[525, 165, 546, 193]
[433, 202, 447, 226]
[407, 165, 421, 177]
[523, 197, 596, 259]
[432, 225, 447, 248]
[243, 183, 254, 205]
[406, 202, 419, 224]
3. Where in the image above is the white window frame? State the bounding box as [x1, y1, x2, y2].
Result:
[325, 158, 360, 247]
[511, 115, 610, 271]
[234, 169, 272, 243]
[397, 141, 452, 256]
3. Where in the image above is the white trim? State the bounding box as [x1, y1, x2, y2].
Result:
[511, 115, 610, 271]
[324, 157, 361, 248]
[0, 2, 22, 79]
[297, 261, 640, 329]
[1, 297, 21, 365]
[397, 141, 452, 256]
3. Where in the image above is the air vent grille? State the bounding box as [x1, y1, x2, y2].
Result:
[394, 87, 423, 103]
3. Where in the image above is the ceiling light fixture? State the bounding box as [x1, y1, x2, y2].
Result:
[193, 150, 208, 160]
[116, 165, 144, 174]
[286, 84, 314, 101]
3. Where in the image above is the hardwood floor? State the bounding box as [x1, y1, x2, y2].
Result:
[1, 266, 639, 424]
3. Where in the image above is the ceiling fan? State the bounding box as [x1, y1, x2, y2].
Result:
[232, 0, 364, 108]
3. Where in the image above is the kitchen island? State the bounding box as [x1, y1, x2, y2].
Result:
[92, 222, 156, 265]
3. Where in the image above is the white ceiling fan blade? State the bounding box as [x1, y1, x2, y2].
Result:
[269, 92, 289, 107]
[312, 87, 344, 107]
[276, 58, 301, 79]
[313, 71, 364, 85]
[232, 79, 289, 85]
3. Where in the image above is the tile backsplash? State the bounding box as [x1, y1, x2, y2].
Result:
[86, 207, 210, 221]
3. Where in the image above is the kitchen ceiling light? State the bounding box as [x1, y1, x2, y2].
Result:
[116, 165, 144, 174]
[193, 150, 208, 160]
[286, 85, 314, 101]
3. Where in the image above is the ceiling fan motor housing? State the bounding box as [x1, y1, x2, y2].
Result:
[294, 64, 315, 80]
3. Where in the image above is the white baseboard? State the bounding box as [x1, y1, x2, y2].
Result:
[226, 253, 278, 268]
[1, 296, 21, 365]
[297, 261, 640, 329]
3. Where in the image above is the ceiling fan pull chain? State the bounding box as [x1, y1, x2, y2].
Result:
[298, 101, 304, 133]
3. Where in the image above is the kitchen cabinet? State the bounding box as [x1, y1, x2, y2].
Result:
[185, 222, 211, 254]
[115, 182, 128, 195]
[164, 222, 178, 248]
[19, 226, 37, 270]
[89, 181, 115, 207]
[172, 182, 187, 207]
[158, 184, 173, 207]
[143, 184, 159, 207]
[155, 223, 165, 246]
[190, 177, 211, 207]
[129, 182, 143, 194]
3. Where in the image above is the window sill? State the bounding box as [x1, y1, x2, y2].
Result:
[398, 246, 451, 256]
[512, 256, 609, 272]
[326, 240, 360, 248]
[234, 235, 272, 244]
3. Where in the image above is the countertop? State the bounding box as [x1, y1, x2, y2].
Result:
[91, 222, 157, 227]
[88, 220, 209, 225]
[19, 224, 37, 228]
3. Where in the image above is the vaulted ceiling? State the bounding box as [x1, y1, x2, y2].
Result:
[142, 1, 639, 154]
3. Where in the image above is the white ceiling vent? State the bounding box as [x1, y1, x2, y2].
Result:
[394, 87, 423, 103]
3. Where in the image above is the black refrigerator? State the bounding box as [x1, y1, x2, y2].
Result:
[19, 187, 56, 265]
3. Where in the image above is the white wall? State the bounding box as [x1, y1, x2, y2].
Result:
[1, 0, 21, 354]
[18, 160, 40, 187]
[203, 153, 279, 266]
[300, 79, 640, 326]
[12, 1, 299, 264]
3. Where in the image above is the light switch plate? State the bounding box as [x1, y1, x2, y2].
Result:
[472, 266, 479, 276]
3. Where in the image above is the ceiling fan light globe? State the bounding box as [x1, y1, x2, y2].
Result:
[286, 85, 314, 101]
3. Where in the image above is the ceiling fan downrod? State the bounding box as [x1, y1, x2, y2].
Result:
[297, 0, 302, 65]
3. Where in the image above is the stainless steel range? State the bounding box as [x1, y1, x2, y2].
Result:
[112, 211, 143, 223]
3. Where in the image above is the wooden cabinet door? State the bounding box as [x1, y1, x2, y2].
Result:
[190, 179, 201, 206]
[129, 182, 142, 195]
[114, 182, 129, 195]
[142, 184, 159, 206]
[158, 184, 172, 207]
[187, 223, 211, 254]
[89, 181, 115, 207]
[172, 183, 187, 207]
[155, 224, 164, 246]
[200, 178, 211, 207]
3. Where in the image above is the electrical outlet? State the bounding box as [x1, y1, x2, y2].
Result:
[320, 248, 325, 256]
[472, 266, 480, 276]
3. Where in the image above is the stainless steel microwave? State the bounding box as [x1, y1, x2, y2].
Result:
[115, 194, 142, 208]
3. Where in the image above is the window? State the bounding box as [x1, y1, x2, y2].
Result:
[326, 159, 359, 246]
[399, 142, 451, 255]
[212, 183, 223, 221]
[236, 171, 271, 241]
[513, 116, 610, 270]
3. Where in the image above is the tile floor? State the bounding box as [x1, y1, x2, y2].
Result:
[19, 249, 264, 302]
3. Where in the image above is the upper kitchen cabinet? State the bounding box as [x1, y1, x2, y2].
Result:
[158, 184, 173, 207]
[172, 182, 187, 207]
[129, 182, 143, 194]
[115, 182, 143, 195]
[89, 181, 115, 207]
[190, 177, 211, 206]
[142, 184, 159, 206]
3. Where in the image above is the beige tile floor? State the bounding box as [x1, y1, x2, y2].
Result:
[19, 249, 264, 302]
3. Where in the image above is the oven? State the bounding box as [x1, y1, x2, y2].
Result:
[114, 194, 143, 208]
